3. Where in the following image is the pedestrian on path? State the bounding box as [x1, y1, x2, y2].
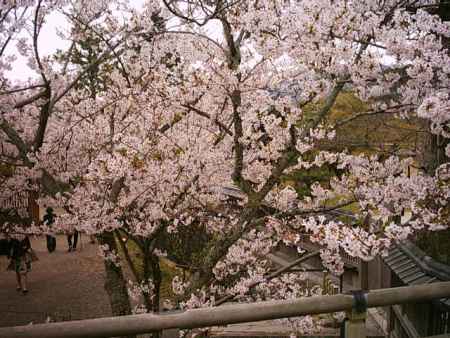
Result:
[43, 207, 57, 253]
[67, 230, 79, 252]
[8, 234, 32, 294]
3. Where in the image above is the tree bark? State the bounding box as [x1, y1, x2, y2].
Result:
[99, 232, 135, 338]
[140, 239, 162, 338]
[150, 255, 162, 338]
[150, 255, 162, 313]
[115, 230, 141, 283]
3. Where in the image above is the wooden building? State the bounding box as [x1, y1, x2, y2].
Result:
[0, 191, 40, 229]
[383, 241, 450, 338]
[284, 237, 450, 338]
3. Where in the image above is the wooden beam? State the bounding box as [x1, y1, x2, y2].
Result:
[0, 282, 449, 338]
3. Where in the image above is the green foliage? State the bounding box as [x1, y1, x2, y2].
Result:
[53, 29, 114, 97]
[284, 164, 338, 198]
[156, 222, 212, 269]
[158, 258, 183, 299]
[0, 163, 13, 176]
[288, 91, 418, 192]
[282, 91, 420, 226]
[119, 238, 183, 299]
[327, 92, 417, 155]
[297, 91, 417, 156]
[415, 230, 450, 265]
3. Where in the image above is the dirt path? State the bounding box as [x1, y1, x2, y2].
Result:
[0, 235, 111, 327]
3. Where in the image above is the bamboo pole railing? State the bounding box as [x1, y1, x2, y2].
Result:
[0, 282, 449, 338]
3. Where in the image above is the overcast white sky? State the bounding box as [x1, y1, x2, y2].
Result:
[6, 0, 147, 82]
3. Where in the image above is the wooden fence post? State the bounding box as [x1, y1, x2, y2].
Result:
[345, 307, 367, 338]
[345, 290, 368, 338]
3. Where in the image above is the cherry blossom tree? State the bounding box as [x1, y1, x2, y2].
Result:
[1, 0, 449, 336]
[0, 0, 159, 324]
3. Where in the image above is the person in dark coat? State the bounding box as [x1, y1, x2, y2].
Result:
[43, 207, 56, 252]
[0, 236, 11, 256]
[9, 235, 31, 293]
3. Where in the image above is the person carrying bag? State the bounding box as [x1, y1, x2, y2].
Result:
[7, 234, 36, 294]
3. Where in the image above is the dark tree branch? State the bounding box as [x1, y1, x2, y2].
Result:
[181, 103, 233, 136]
[33, 86, 51, 150]
[0, 83, 45, 95]
[255, 80, 347, 205]
[334, 104, 414, 128]
[273, 200, 356, 219]
[0, 119, 32, 166]
[32, 0, 49, 85]
[215, 250, 321, 306]
[13, 90, 47, 109]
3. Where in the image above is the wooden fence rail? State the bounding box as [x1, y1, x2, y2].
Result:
[1, 282, 450, 338]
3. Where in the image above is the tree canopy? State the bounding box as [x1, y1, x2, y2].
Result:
[0, 0, 449, 334]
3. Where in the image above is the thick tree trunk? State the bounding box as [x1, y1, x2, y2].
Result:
[115, 230, 140, 282]
[150, 255, 162, 338]
[150, 255, 162, 314]
[141, 240, 154, 311]
[141, 240, 163, 338]
[99, 232, 135, 338]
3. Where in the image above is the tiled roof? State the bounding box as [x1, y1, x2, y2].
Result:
[384, 245, 450, 309]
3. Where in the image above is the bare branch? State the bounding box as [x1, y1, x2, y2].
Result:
[334, 104, 413, 127]
[32, 0, 49, 85]
[181, 103, 233, 136]
[274, 200, 357, 219]
[165, 30, 226, 55]
[0, 118, 32, 167]
[13, 90, 47, 109]
[0, 83, 46, 96]
[161, 0, 226, 26]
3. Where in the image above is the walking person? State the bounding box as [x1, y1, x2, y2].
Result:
[43, 207, 56, 253]
[8, 234, 32, 294]
[67, 229, 79, 252]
